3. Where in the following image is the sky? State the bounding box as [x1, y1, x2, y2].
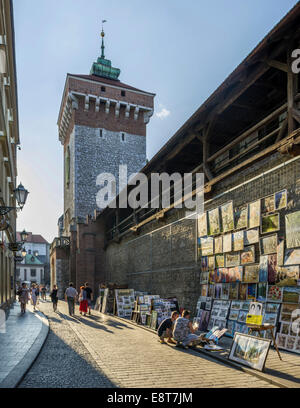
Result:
[13, 0, 298, 243]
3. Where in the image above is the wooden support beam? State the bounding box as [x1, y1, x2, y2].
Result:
[293, 108, 300, 124]
[165, 131, 198, 162]
[287, 48, 297, 135]
[275, 118, 287, 143]
[267, 59, 288, 73]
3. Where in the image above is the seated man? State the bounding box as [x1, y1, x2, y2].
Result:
[173, 309, 200, 349]
[157, 311, 179, 344]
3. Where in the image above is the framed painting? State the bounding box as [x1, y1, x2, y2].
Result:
[275, 265, 299, 287]
[208, 207, 221, 236]
[208, 255, 215, 270]
[229, 283, 239, 300]
[243, 264, 259, 283]
[282, 287, 300, 304]
[284, 248, 300, 266]
[214, 284, 222, 299]
[276, 334, 287, 349]
[239, 283, 248, 301]
[215, 254, 225, 268]
[223, 233, 232, 253]
[285, 211, 300, 249]
[201, 256, 208, 272]
[275, 189, 287, 210]
[238, 310, 248, 323]
[235, 205, 248, 230]
[277, 239, 285, 267]
[257, 283, 267, 302]
[214, 235, 223, 254]
[228, 266, 243, 282]
[221, 284, 230, 300]
[200, 271, 209, 284]
[247, 283, 257, 300]
[225, 252, 240, 267]
[267, 285, 283, 302]
[228, 309, 239, 320]
[268, 254, 277, 284]
[241, 245, 255, 265]
[220, 201, 234, 233]
[244, 228, 259, 246]
[263, 313, 278, 326]
[259, 255, 268, 282]
[197, 212, 208, 237]
[261, 194, 275, 214]
[248, 199, 261, 229]
[233, 230, 244, 251]
[260, 234, 278, 255]
[199, 236, 214, 256]
[261, 213, 280, 234]
[231, 300, 242, 310]
[266, 302, 281, 314]
[220, 268, 229, 283]
[229, 333, 271, 371]
[281, 303, 298, 315]
[280, 323, 290, 336]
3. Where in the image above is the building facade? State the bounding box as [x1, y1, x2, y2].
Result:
[16, 254, 44, 286]
[51, 5, 300, 311]
[0, 0, 20, 311]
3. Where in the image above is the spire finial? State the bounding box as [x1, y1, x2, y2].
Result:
[101, 19, 107, 59]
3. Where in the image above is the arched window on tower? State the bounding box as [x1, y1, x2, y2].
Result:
[65, 146, 70, 188]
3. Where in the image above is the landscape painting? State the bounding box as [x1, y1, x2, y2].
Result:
[229, 283, 239, 300]
[282, 287, 300, 304]
[248, 200, 261, 229]
[241, 245, 255, 265]
[233, 230, 244, 251]
[243, 264, 260, 283]
[268, 254, 277, 284]
[221, 201, 234, 233]
[215, 254, 225, 268]
[208, 255, 215, 270]
[244, 228, 259, 245]
[229, 333, 271, 371]
[257, 283, 267, 302]
[198, 212, 208, 237]
[275, 190, 287, 210]
[275, 266, 299, 287]
[235, 205, 248, 230]
[239, 283, 248, 300]
[259, 255, 268, 282]
[285, 211, 300, 248]
[247, 283, 257, 300]
[261, 213, 280, 234]
[223, 233, 232, 253]
[208, 207, 221, 236]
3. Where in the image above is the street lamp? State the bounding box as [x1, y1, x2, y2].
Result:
[21, 247, 27, 258]
[20, 229, 29, 242]
[0, 182, 29, 216]
[33, 250, 39, 257]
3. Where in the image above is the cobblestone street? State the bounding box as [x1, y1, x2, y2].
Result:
[18, 300, 277, 388]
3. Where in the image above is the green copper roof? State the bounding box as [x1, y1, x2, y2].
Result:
[90, 28, 121, 80]
[24, 254, 43, 265]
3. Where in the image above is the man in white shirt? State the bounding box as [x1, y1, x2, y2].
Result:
[65, 283, 78, 316]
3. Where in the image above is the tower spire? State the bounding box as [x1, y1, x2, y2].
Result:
[101, 19, 106, 59]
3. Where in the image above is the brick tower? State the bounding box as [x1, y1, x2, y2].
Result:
[57, 26, 155, 235]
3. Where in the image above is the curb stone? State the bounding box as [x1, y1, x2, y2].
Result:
[0, 308, 49, 388]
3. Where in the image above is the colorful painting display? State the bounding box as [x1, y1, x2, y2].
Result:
[247, 284, 257, 300]
[257, 283, 267, 302]
[239, 284, 248, 300]
[235, 205, 248, 230]
[275, 266, 299, 287]
[229, 333, 271, 371]
[208, 256, 215, 270]
[268, 254, 277, 284]
[285, 211, 300, 249]
[282, 287, 300, 304]
[228, 266, 243, 282]
[208, 208, 221, 236]
[241, 246, 255, 265]
[248, 200, 261, 229]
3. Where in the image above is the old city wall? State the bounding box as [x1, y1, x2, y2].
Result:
[104, 153, 300, 314]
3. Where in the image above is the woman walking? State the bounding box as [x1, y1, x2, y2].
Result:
[17, 283, 30, 314]
[30, 283, 38, 311]
[50, 285, 59, 312]
[79, 285, 88, 316]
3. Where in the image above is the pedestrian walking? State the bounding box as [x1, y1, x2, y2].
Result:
[50, 285, 59, 312]
[65, 282, 78, 316]
[79, 286, 88, 316]
[17, 283, 30, 314]
[41, 286, 47, 301]
[30, 283, 39, 311]
[84, 282, 93, 315]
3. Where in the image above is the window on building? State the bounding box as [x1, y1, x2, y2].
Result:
[30, 269, 36, 277]
[121, 90, 126, 97]
[24, 269, 27, 280]
[101, 86, 106, 92]
[28, 249, 31, 254]
[16, 268, 20, 276]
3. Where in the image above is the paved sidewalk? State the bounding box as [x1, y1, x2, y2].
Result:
[19, 300, 277, 388]
[0, 301, 49, 388]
